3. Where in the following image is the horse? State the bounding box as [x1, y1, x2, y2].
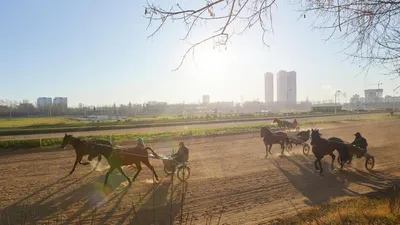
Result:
[260, 127, 290, 158]
[310, 129, 350, 173]
[88, 144, 161, 187]
[273, 118, 298, 131]
[60, 134, 112, 175]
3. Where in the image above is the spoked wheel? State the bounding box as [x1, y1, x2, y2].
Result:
[177, 166, 191, 181]
[365, 156, 375, 171]
[164, 165, 174, 175]
[302, 144, 310, 155]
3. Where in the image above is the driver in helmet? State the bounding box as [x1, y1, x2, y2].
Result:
[171, 142, 189, 164]
[136, 138, 145, 148]
[351, 132, 368, 157]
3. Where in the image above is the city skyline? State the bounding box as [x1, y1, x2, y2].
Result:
[0, 1, 398, 107]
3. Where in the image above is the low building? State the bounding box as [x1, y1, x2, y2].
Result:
[311, 104, 342, 113]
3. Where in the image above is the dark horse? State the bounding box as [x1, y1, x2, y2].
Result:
[88, 144, 161, 187]
[260, 127, 290, 158]
[310, 129, 350, 174]
[60, 134, 112, 175]
[273, 118, 298, 131]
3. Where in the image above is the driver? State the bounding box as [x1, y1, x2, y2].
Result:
[136, 138, 145, 148]
[351, 132, 368, 157]
[171, 142, 189, 164]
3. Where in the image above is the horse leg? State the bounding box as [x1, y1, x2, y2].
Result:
[132, 162, 142, 182]
[314, 159, 320, 170]
[116, 166, 131, 185]
[69, 154, 83, 175]
[318, 159, 323, 174]
[280, 142, 285, 155]
[104, 166, 116, 188]
[329, 152, 336, 170]
[268, 144, 273, 155]
[265, 145, 269, 158]
[142, 159, 159, 182]
[94, 154, 102, 171]
[78, 156, 90, 165]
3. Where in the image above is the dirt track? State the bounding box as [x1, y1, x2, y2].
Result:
[0, 113, 384, 140]
[1, 119, 400, 225]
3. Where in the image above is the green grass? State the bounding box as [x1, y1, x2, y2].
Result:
[1, 115, 397, 149]
[0, 111, 385, 136]
[0, 117, 84, 128]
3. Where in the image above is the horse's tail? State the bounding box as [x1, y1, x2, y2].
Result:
[144, 147, 161, 158]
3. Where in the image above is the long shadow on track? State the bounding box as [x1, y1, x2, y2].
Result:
[271, 154, 400, 207]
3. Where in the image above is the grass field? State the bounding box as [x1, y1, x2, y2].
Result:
[0, 111, 385, 136]
[1, 115, 397, 150]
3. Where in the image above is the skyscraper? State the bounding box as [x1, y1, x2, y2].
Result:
[264, 72, 274, 103]
[276, 70, 297, 103]
[276, 70, 287, 102]
[287, 71, 297, 103]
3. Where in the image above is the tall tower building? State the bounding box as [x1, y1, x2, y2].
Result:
[276, 70, 287, 102]
[264, 72, 274, 103]
[287, 71, 297, 103]
[276, 70, 297, 103]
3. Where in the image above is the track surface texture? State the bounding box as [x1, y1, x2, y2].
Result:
[0, 113, 383, 140]
[1, 119, 400, 224]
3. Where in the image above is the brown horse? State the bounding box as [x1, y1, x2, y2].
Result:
[88, 144, 161, 187]
[60, 134, 112, 175]
[260, 127, 290, 158]
[310, 129, 350, 173]
[273, 118, 298, 131]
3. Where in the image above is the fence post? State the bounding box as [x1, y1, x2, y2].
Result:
[39, 138, 42, 148]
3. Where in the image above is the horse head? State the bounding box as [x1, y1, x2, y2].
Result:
[310, 129, 322, 146]
[272, 118, 279, 123]
[60, 133, 72, 149]
[261, 127, 273, 137]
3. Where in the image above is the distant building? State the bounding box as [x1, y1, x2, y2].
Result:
[202, 95, 210, 104]
[364, 89, 383, 103]
[287, 71, 297, 103]
[264, 72, 274, 103]
[53, 97, 68, 108]
[276, 70, 297, 103]
[37, 97, 52, 107]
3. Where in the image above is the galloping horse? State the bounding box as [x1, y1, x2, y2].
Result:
[88, 145, 161, 187]
[273, 118, 298, 131]
[60, 134, 112, 175]
[260, 127, 290, 158]
[310, 129, 350, 173]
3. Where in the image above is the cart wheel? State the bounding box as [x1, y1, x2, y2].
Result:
[177, 166, 191, 181]
[365, 156, 375, 171]
[302, 144, 310, 155]
[296, 127, 300, 132]
[164, 165, 174, 175]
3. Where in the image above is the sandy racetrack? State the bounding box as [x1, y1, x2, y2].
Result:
[1, 119, 400, 224]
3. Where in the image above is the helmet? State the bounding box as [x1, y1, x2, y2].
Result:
[354, 132, 361, 137]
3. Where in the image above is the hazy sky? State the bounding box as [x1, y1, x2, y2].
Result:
[0, 1, 398, 106]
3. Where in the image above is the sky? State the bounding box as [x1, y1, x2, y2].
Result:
[0, 0, 398, 107]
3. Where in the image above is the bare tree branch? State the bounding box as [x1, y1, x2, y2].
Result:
[144, 0, 277, 70]
[298, 0, 400, 77]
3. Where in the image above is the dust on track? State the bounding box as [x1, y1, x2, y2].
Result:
[1, 119, 400, 224]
